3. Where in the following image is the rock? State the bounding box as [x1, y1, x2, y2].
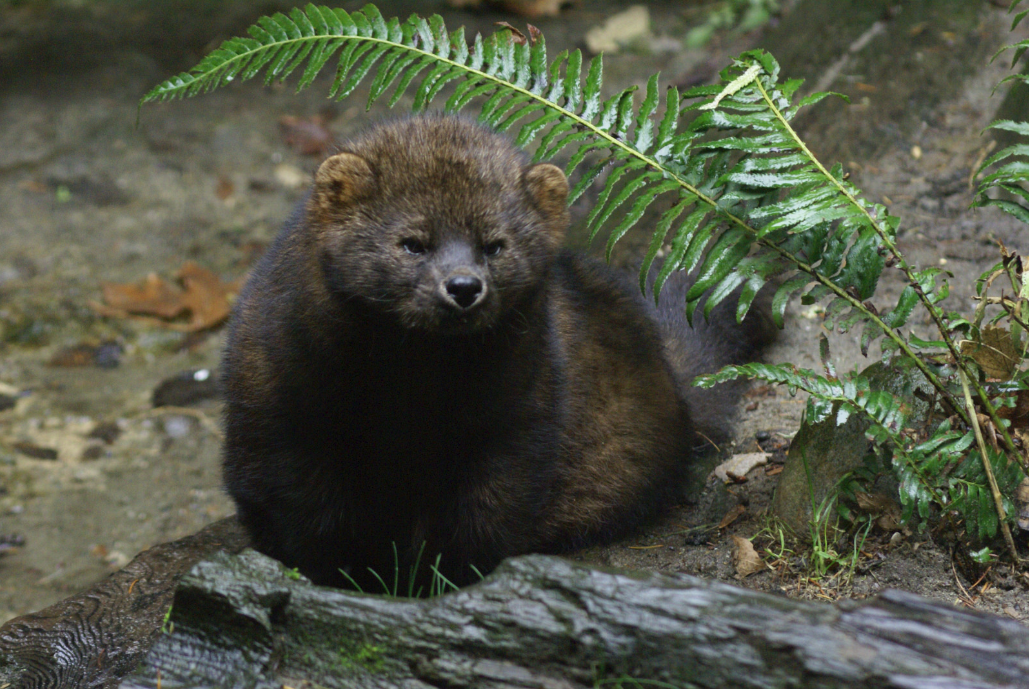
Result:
[151, 368, 219, 407]
[771, 357, 934, 539]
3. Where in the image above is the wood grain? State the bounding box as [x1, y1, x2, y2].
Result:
[0, 518, 248, 689]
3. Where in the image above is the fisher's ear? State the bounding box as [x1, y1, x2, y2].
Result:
[312, 152, 376, 213]
[523, 163, 569, 238]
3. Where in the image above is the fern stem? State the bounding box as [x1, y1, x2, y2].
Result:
[959, 370, 1021, 562]
[753, 68, 1024, 462]
[747, 232, 970, 430]
[751, 72, 1021, 463]
[748, 76, 976, 430]
[966, 373, 1025, 472]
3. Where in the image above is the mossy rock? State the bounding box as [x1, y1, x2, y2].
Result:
[770, 357, 935, 540]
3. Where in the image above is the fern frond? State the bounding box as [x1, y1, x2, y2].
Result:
[143, 4, 971, 423]
[697, 363, 982, 526]
[143, 3, 1029, 546]
[973, 120, 1029, 223]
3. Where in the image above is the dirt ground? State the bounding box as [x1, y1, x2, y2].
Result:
[1, 0, 1028, 625]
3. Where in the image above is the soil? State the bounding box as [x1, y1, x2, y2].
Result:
[1, 0, 1027, 626]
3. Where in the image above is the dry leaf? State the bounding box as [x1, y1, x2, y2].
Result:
[855, 491, 902, 531]
[585, 5, 650, 54]
[717, 504, 746, 529]
[959, 325, 1020, 380]
[855, 491, 893, 513]
[98, 272, 185, 320]
[495, 22, 527, 45]
[731, 535, 766, 578]
[93, 261, 242, 332]
[49, 344, 100, 367]
[175, 261, 239, 331]
[48, 341, 121, 368]
[215, 175, 235, 200]
[713, 452, 770, 483]
[494, 22, 544, 46]
[996, 389, 1029, 430]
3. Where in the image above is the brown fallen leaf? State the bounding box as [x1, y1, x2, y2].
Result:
[49, 344, 99, 367]
[717, 504, 746, 530]
[731, 535, 766, 578]
[996, 389, 1029, 430]
[93, 261, 243, 332]
[48, 341, 122, 368]
[855, 491, 903, 532]
[175, 261, 240, 331]
[959, 324, 1020, 380]
[98, 272, 184, 320]
[215, 175, 235, 201]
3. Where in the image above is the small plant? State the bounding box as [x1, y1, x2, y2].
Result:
[160, 604, 174, 634]
[806, 490, 874, 583]
[338, 542, 468, 598]
[142, 3, 1028, 561]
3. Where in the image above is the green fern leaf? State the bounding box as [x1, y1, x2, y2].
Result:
[654, 207, 709, 298]
[142, 9, 963, 420]
[639, 195, 693, 294]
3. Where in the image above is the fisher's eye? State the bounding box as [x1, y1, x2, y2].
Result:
[484, 240, 504, 258]
[401, 238, 427, 255]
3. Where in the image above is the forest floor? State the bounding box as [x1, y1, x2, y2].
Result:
[1, 0, 1028, 624]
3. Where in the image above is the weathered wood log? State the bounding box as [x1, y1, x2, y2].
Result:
[0, 518, 248, 689]
[121, 549, 1029, 689]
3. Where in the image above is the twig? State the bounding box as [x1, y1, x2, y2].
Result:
[959, 370, 1021, 564]
[951, 559, 977, 608]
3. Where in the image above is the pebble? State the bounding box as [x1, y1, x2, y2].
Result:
[152, 368, 219, 407]
[163, 415, 192, 439]
[274, 163, 307, 189]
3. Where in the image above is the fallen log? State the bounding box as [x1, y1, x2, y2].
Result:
[0, 518, 248, 689]
[121, 549, 1029, 689]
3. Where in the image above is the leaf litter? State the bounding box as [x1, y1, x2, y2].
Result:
[92, 261, 243, 332]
